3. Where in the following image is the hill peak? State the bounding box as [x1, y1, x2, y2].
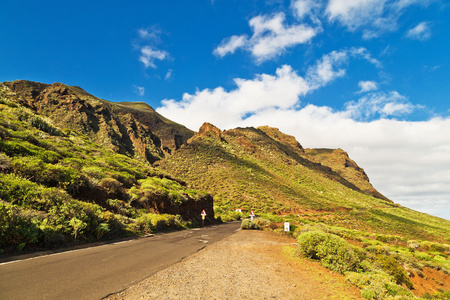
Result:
[257, 125, 304, 153]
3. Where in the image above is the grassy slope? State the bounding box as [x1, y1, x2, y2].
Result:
[158, 124, 450, 244]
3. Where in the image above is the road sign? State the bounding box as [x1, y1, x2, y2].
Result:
[201, 210, 206, 226]
[284, 222, 290, 232]
[250, 211, 255, 221]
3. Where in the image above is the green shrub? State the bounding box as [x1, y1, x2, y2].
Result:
[98, 177, 123, 194]
[0, 203, 41, 250]
[253, 217, 271, 227]
[375, 255, 413, 289]
[95, 223, 110, 239]
[218, 210, 243, 222]
[39, 220, 66, 248]
[297, 230, 360, 273]
[241, 219, 261, 230]
[346, 272, 414, 299]
[136, 213, 182, 233]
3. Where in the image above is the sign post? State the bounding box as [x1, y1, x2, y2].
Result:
[249, 211, 255, 221]
[201, 210, 207, 226]
[284, 222, 290, 232]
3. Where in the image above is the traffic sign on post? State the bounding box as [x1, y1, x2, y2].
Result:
[201, 210, 207, 226]
[249, 211, 255, 221]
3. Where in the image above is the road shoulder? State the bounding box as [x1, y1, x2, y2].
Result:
[105, 229, 362, 299]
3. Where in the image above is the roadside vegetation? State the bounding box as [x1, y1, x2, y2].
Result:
[238, 216, 450, 299]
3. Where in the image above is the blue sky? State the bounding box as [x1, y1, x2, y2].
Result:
[1, 0, 450, 219]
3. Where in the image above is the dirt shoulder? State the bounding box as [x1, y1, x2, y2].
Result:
[104, 229, 362, 300]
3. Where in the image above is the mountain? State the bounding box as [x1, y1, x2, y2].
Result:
[157, 122, 449, 242]
[3, 80, 193, 163]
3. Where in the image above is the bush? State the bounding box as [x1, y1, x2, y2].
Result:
[346, 271, 414, 299]
[241, 219, 261, 230]
[218, 210, 243, 222]
[253, 217, 271, 227]
[297, 230, 360, 273]
[98, 177, 123, 194]
[136, 213, 183, 233]
[0, 203, 41, 250]
[375, 255, 413, 289]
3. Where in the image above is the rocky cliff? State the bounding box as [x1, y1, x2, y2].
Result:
[3, 80, 194, 163]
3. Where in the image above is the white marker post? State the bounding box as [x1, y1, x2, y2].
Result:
[249, 211, 255, 221]
[201, 210, 207, 226]
[284, 222, 290, 232]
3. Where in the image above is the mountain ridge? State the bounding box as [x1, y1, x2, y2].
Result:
[3, 80, 194, 163]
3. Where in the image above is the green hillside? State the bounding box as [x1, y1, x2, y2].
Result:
[158, 123, 449, 241]
[0, 83, 212, 255]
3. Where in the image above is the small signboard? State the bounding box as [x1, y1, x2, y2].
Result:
[201, 210, 207, 226]
[284, 222, 290, 232]
[250, 211, 255, 221]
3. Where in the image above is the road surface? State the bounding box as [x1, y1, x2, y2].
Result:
[0, 222, 241, 300]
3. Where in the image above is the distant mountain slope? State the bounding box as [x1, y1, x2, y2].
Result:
[3, 80, 194, 163]
[158, 123, 450, 242]
[257, 126, 389, 201]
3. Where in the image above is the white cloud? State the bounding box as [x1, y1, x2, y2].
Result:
[135, 27, 169, 69]
[358, 80, 378, 93]
[214, 12, 318, 62]
[325, 0, 430, 39]
[165, 69, 173, 80]
[139, 46, 168, 69]
[138, 28, 160, 41]
[306, 47, 380, 88]
[133, 85, 145, 97]
[326, 0, 388, 30]
[160, 48, 381, 129]
[345, 91, 415, 120]
[406, 22, 431, 41]
[306, 50, 349, 88]
[291, 0, 321, 20]
[213, 35, 248, 57]
[158, 65, 310, 129]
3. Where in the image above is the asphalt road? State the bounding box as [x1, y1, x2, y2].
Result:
[0, 222, 241, 300]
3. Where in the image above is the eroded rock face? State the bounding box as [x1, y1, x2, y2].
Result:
[257, 125, 304, 153]
[304, 148, 391, 201]
[197, 122, 223, 140]
[4, 80, 194, 163]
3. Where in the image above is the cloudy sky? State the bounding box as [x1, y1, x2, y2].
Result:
[1, 0, 449, 219]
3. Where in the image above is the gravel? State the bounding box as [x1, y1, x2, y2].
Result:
[104, 229, 362, 300]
